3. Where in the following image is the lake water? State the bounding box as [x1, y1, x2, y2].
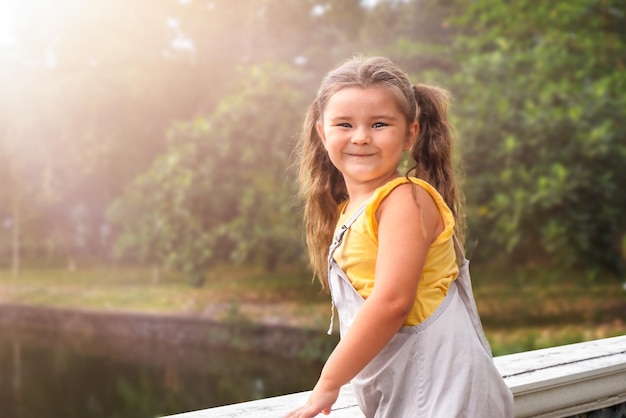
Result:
[0, 324, 323, 418]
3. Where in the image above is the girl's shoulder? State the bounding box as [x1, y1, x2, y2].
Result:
[366, 177, 455, 244]
[369, 177, 449, 212]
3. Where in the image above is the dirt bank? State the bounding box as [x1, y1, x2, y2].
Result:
[0, 303, 338, 361]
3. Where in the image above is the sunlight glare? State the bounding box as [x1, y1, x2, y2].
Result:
[0, 12, 17, 47]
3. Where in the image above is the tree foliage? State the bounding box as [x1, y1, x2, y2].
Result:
[448, 0, 626, 275]
[2, 0, 624, 282]
[109, 64, 307, 285]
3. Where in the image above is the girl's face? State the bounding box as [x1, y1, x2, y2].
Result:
[317, 86, 418, 192]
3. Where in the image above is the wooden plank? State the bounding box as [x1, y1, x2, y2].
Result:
[164, 384, 362, 418]
[496, 335, 626, 418]
[495, 335, 626, 382]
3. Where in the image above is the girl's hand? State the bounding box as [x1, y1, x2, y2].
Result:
[284, 384, 339, 418]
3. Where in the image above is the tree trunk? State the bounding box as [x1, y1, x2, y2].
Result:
[11, 186, 20, 278]
[12, 340, 21, 392]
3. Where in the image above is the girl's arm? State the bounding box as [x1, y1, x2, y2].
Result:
[285, 183, 443, 418]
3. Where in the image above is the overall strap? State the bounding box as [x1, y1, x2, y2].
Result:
[326, 201, 368, 335]
[328, 202, 368, 260]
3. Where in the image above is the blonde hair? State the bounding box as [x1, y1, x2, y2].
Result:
[296, 56, 464, 288]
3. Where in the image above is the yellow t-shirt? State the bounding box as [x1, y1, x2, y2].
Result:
[333, 177, 459, 326]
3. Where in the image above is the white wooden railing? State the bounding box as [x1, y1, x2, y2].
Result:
[163, 335, 626, 418]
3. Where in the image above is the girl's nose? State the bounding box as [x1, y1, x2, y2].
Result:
[351, 127, 371, 145]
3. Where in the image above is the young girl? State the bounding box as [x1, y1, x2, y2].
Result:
[286, 56, 513, 418]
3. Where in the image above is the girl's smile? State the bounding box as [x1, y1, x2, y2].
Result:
[317, 86, 418, 194]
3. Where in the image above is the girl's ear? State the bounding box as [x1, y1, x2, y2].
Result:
[316, 120, 327, 148]
[404, 121, 419, 151]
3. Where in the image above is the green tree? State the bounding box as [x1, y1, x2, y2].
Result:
[361, 0, 458, 73]
[0, 0, 224, 267]
[109, 64, 308, 285]
[448, 0, 626, 276]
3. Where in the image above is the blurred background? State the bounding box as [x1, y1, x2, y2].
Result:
[0, 0, 624, 417]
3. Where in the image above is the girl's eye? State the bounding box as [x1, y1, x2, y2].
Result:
[337, 123, 352, 128]
[372, 122, 387, 128]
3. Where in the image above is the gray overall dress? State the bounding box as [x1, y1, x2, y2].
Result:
[327, 203, 514, 418]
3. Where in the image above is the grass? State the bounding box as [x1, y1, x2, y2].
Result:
[0, 263, 331, 329]
[0, 262, 624, 356]
[469, 263, 626, 355]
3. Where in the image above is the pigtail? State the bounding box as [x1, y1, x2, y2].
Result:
[410, 84, 466, 258]
[296, 99, 346, 289]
